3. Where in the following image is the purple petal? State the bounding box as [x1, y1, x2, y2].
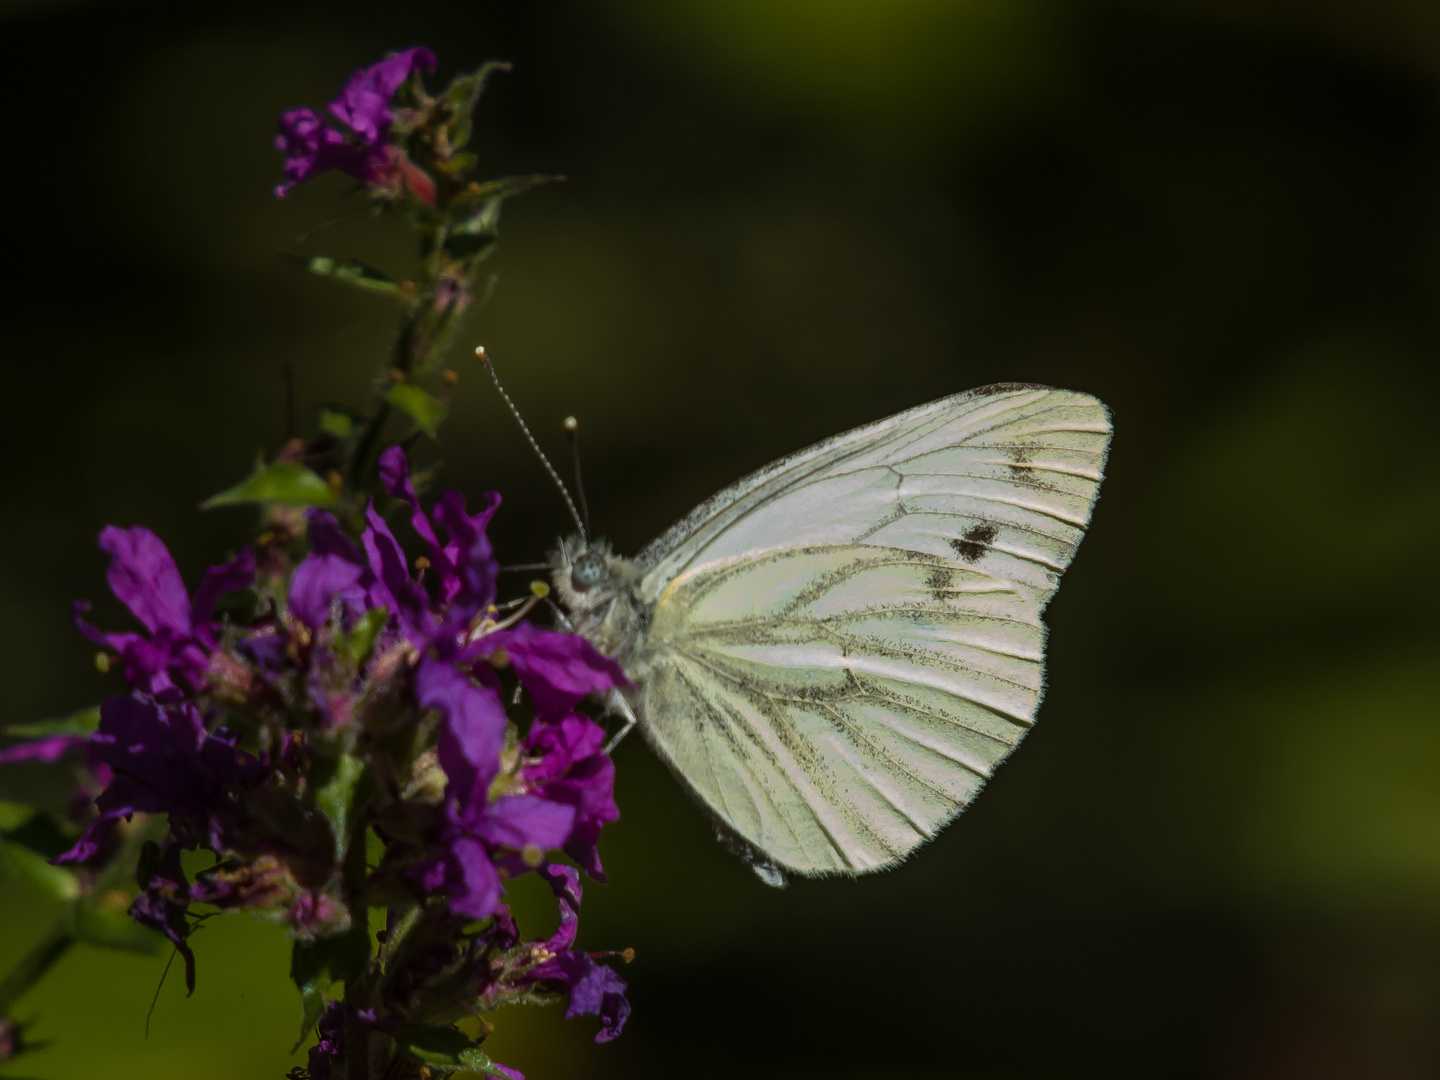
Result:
[446, 835, 502, 920]
[327, 48, 436, 145]
[472, 795, 575, 851]
[192, 548, 255, 626]
[487, 622, 630, 720]
[112, 637, 179, 698]
[431, 489, 500, 612]
[0, 734, 88, 765]
[361, 502, 430, 639]
[289, 553, 365, 630]
[304, 509, 365, 565]
[54, 804, 133, 864]
[378, 447, 445, 563]
[525, 715, 606, 782]
[418, 658, 507, 811]
[541, 863, 582, 952]
[98, 525, 191, 636]
[273, 109, 370, 197]
[566, 959, 630, 1042]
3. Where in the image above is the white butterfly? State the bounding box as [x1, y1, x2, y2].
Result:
[548, 383, 1112, 886]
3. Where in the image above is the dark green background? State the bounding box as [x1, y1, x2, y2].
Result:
[2, 1, 1439, 1077]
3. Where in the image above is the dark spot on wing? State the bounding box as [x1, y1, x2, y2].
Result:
[925, 566, 951, 601]
[949, 523, 998, 563]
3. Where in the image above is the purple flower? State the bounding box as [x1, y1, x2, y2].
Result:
[274, 47, 436, 198]
[74, 526, 253, 698]
[0, 733, 88, 765]
[479, 621, 629, 721]
[415, 659, 575, 918]
[306, 1001, 347, 1080]
[531, 865, 631, 1042]
[328, 47, 435, 144]
[288, 553, 366, 631]
[274, 109, 368, 198]
[376, 445, 501, 637]
[56, 697, 266, 864]
[524, 715, 618, 880]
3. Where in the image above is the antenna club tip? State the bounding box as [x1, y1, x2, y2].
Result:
[474, 345, 489, 360]
[563, 416, 578, 432]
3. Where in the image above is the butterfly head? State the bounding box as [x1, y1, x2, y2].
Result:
[549, 535, 634, 613]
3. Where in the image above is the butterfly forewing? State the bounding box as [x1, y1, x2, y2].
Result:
[636, 545, 1045, 876]
[636, 386, 1111, 614]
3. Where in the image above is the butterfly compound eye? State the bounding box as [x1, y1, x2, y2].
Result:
[571, 552, 606, 591]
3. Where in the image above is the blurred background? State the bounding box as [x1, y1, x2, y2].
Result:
[2, 0, 1439, 1077]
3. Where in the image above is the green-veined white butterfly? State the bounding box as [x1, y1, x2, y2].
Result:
[533, 380, 1112, 886]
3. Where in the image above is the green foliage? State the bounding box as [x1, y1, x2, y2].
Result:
[201, 460, 335, 509]
[0, 840, 79, 902]
[342, 607, 389, 668]
[2, 706, 100, 740]
[307, 257, 405, 299]
[290, 925, 371, 1050]
[386, 383, 448, 439]
[313, 753, 370, 863]
[393, 1024, 514, 1079]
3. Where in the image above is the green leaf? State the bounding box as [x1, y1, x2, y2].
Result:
[386, 383, 447, 439]
[314, 753, 367, 862]
[0, 840, 79, 902]
[447, 175, 563, 260]
[0, 801, 34, 831]
[290, 924, 370, 1050]
[343, 607, 388, 667]
[447, 60, 511, 151]
[440, 151, 478, 176]
[393, 1025, 512, 1078]
[4, 706, 100, 740]
[307, 256, 403, 298]
[318, 409, 355, 439]
[202, 460, 335, 510]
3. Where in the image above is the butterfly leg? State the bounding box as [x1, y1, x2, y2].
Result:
[601, 689, 637, 754]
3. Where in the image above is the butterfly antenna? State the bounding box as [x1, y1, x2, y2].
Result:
[563, 415, 593, 540]
[476, 347, 588, 543]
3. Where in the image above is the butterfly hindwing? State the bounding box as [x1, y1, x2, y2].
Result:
[634, 544, 1045, 876]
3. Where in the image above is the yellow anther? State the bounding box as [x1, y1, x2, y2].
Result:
[529, 579, 550, 598]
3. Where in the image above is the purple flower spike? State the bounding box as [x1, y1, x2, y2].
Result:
[274, 47, 436, 198]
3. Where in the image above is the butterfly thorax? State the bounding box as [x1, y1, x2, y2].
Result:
[549, 534, 652, 667]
